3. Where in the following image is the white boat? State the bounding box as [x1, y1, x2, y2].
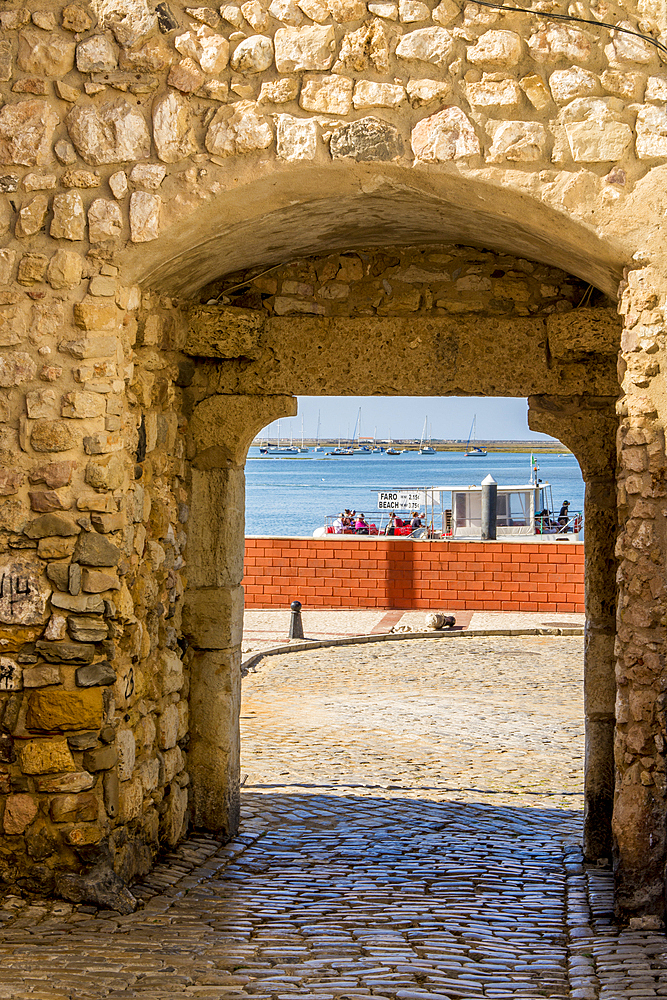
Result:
[419, 416, 436, 455]
[464, 415, 487, 457]
[259, 418, 301, 455]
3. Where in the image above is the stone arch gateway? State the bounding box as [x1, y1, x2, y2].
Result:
[0, 0, 665, 923]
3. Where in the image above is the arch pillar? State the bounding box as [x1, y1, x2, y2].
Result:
[528, 395, 618, 863]
[183, 393, 297, 832]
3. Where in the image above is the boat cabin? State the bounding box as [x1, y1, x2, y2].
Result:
[431, 481, 582, 540]
[371, 482, 582, 540]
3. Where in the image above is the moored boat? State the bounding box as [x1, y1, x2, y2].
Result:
[464, 415, 487, 457]
[418, 416, 436, 455]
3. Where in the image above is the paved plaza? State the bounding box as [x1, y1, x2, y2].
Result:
[1, 635, 666, 998]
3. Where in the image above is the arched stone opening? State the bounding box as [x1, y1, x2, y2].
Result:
[172, 238, 622, 900]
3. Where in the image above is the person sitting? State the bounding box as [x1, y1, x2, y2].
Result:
[410, 511, 423, 531]
[385, 512, 396, 536]
[355, 513, 369, 534]
[558, 500, 570, 529]
[332, 513, 345, 533]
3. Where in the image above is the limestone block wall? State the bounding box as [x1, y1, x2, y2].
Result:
[0, 276, 191, 894]
[201, 242, 604, 316]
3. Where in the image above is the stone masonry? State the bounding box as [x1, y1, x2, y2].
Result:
[0, 0, 663, 923]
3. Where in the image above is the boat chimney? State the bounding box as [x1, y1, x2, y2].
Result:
[481, 475, 497, 541]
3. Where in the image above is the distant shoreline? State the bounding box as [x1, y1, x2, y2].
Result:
[250, 440, 570, 455]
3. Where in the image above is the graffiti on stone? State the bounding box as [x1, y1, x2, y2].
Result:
[0, 561, 48, 625]
[0, 657, 21, 690]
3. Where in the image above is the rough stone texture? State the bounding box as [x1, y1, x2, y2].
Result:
[4, 794, 38, 834]
[152, 91, 197, 163]
[17, 30, 75, 76]
[73, 531, 121, 567]
[129, 191, 161, 243]
[330, 117, 404, 160]
[26, 689, 104, 731]
[411, 107, 480, 161]
[274, 26, 335, 71]
[635, 105, 667, 158]
[353, 80, 405, 109]
[205, 101, 273, 156]
[51, 191, 86, 240]
[300, 74, 353, 114]
[487, 121, 548, 163]
[176, 25, 229, 73]
[275, 115, 318, 160]
[231, 34, 273, 72]
[17, 739, 76, 774]
[66, 100, 151, 165]
[396, 27, 454, 67]
[88, 198, 123, 242]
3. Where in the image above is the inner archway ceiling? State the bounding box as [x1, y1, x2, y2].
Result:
[131, 170, 627, 300]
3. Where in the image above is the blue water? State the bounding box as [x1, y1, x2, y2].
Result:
[244, 449, 585, 537]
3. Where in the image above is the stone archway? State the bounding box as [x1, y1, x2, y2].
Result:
[0, 0, 666, 922]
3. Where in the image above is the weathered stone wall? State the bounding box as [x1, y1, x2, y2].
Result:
[0, 0, 665, 920]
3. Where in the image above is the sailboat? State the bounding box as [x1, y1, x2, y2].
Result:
[313, 410, 325, 452]
[349, 407, 372, 453]
[464, 415, 487, 457]
[386, 428, 402, 455]
[418, 416, 436, 455]
[262, 419, 300, 455]
[295, 416, 309, 453]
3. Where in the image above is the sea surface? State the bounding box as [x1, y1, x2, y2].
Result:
[244, 448, 585, 537]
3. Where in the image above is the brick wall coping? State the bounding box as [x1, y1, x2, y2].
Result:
[246, 535, 584, 545]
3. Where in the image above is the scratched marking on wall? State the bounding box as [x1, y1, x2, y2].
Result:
[0, 657, 21, 691]
[0, 562, 48, 626]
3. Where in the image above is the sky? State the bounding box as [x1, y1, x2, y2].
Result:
[260, 396, 557, 442]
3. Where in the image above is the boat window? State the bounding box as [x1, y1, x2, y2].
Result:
[496, 493, 508, 525]
[508, 491, 529, 526]
[454, 492, 468, 528]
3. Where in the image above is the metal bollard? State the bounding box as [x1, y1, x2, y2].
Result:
[289, 600, 304, 640]
[481, 473, 498, 541]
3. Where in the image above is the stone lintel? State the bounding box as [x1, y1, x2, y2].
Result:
[189, 309, 620, 398]
[547, 308, 621, 359]
[184, 305, 265, 359]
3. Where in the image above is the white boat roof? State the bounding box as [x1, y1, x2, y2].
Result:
[431, 482, 549, 492]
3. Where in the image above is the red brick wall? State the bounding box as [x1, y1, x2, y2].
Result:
[243, 537, 585, 612]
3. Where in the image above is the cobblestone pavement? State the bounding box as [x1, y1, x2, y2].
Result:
[1, 635, 666, 999]
[241, 610, 584, 653]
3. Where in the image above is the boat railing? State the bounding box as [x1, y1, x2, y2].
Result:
[320, 513, 423, 537]
[317, 508, 583, 540]
[535, 511, 584, 535]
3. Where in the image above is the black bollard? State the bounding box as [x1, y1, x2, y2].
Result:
[481, 474, 497, 541]
[289, 600, 304, 640]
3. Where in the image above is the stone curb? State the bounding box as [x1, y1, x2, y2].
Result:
[241, 625, 585, 673]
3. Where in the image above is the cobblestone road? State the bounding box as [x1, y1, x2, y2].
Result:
[1, 635, 667, 999]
